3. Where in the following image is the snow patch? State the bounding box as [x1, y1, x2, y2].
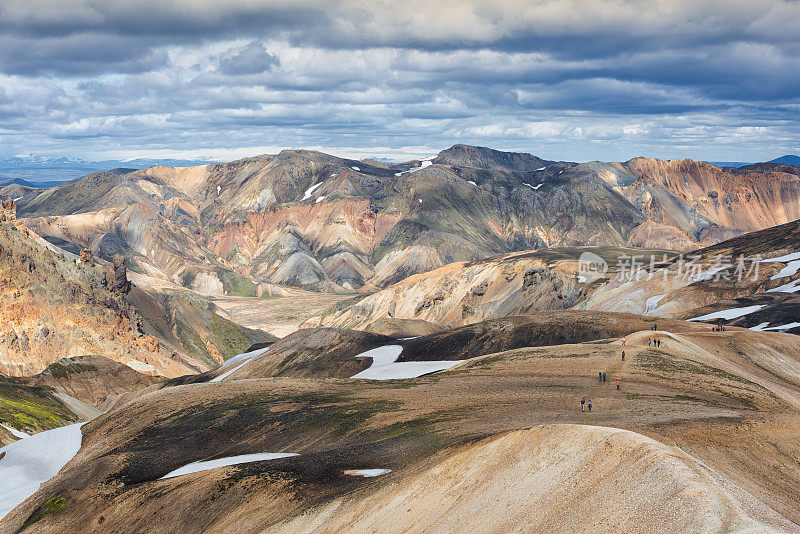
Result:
[351, 345, 463, 380]
[0, 423, 85, 520]
[468, 180, 477, 185]
[1, 424, 28, 439]
[762, 322, 800, 332]
[216, 185, 221, 195]
[212, 346, 270, 382]
[301, 182, 323, 201]
[523, 183, 543, 190]
[762, 252, 800, 263]
[394, 159, 433, 177]
[749, 322, 771, 331]
[160, 452, 299, 479]
[535, 166, 547, 171]
[315, 195, 326, 204]
[767, 279, 800, 293]
[351, 166, 360, 171]
[688, 305, 765, 322]
[343, 469, 391, 477]
[769, 260, 800, 280]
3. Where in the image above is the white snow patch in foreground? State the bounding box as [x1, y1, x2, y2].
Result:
[212, 346, 270, 382]
[160, 452, 299, 479]
[351, 166, 360, 171]
[343, 469, 391, 477]
[645, 293, 668, 314]
[468, 180, 477, 185]
[315, 195, 326, 203]
[301, 182, 323, 201]
[351, 345, 463, 380]
[216, 185, 221, 195]
[523, 183, 543, 190]
[535, 166, 547, 171]
[0, 423, 84, 520]
[749, 322, 771, 331]
[1, 424, 28, 439]
[688, 305, 765, 322]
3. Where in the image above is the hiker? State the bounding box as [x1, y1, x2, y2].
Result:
[588, 401, 592, 412]
[616, 380, 620, 390]
[621, 350, 625, 361]
[581, 398, 585, 412]
[602, 372, 606, 382]
[658, 339, 661, 348]
[599, 371, 602, 382]
[648, 338, 651, 346]
[622, 337, 626, 346]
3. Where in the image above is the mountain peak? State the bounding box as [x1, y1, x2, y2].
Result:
[433, 144, 552, 171]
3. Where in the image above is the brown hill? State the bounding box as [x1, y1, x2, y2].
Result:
[4, 326, 799, 532]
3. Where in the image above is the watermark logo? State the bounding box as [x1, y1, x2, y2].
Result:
[578, 251, 608, 283]
[577, 252, 763, 284]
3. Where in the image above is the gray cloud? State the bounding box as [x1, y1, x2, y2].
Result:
[0, 0, 798, 162]
[217, 42, 280, 75]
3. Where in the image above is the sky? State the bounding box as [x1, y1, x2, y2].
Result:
[0, 0, 798, 163]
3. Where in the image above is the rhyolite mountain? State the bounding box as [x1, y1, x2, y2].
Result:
[4, 145, 800, 293]
[0, 202, 273, 378]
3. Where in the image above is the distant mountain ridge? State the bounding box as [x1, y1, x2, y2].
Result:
[707, 155, 799, 168]
[769, 155, 800, 166]
[0, 154, 218, 184]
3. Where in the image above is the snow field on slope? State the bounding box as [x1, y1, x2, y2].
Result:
[161, 452, 299, 479]
[688, 305, 765, 322]
[301, 182, 323, 201]
[211, 346, 270, 382]
[350, 345, 463, 380]
[0, 423, 85, 519]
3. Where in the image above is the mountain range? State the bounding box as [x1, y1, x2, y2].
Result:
[3, 144, 799, 297]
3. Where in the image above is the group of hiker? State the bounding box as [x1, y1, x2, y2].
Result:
[597, 371, 621, 388]
[582, 328, 663, 412]
[712, 324, 726, 332]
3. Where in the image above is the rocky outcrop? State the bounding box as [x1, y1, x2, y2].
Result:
[109, 254, 130, 295]
[78, 248, 94, 266]
[0, 197, 16, 222]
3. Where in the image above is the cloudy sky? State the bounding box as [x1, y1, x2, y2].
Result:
[0, 0, 798, 162]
